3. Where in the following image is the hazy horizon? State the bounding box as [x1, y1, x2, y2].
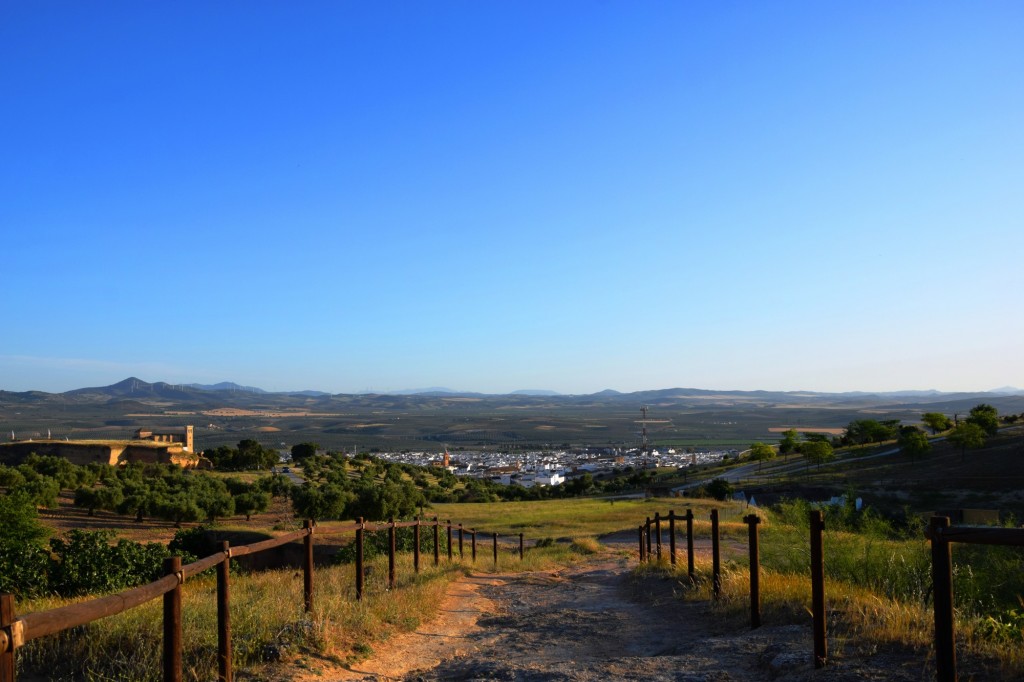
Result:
[2, 372, 1020, 398]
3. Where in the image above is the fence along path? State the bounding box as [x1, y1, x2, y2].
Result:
[637, 508, 1024, 679]
[0, 516, 525, 682]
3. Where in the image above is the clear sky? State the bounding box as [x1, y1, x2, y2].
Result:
[2, 2, 1022, 395]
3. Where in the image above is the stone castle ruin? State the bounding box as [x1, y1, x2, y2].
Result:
[0, 425, 206, 468]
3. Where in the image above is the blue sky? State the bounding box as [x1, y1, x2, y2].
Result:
[2, 2, 1022, 395]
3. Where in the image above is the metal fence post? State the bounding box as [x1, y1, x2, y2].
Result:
[711, 509, 721, 598]
[929, 516, 956, 682]
[447, 520, 453, 561]
[458, 524, 464, 559]
[810, 509, 827, 668]
[519, 532, 524, 560]
[638, 525, 645, 562]
[745, 514, 761, 629]
[471, 530, 477, 563]
[163, 556, 182, 682]
[217, 541, 232, 682]
[303, 520, 314, 612]
[493, 532, 498, 567]
[645, 517, 652, 557]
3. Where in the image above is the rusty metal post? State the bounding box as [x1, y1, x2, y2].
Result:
[519, 532, 524, 560]
[163, 556, 183, 682]
[388, 517, 397, 590]
[655, 512, 662, 561]
[638, 525, 645, 562]
[929, 516, 956, 682]
[433, 516, 440, 566]
[685, 508, 695, 582]
[447, 520, 453, 561]
[458, 524, 464, 559]
[1, 593, 15, 682]
[645, 517, 652, 557]
[414, 517, 421, 574]
[356, 517, 364, 600]
[669, 509, 677, 565]
[471, 530, 477, 563]
[711, 509, 721, 598]
[493, 532, 498, 566]
[217, 541, 232, 682]
[303, 520, 314, 612]
[810, 510, 827, 668]
[745, 514, 761, 629]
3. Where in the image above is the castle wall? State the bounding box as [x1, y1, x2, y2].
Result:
[0, 440, 201, 468]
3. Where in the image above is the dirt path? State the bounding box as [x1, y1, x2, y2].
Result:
[277, 550, 936, 681]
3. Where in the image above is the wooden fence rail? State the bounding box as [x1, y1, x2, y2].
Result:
[0, 515, 526, 682]
[637, 508, 1024, 678]
[925, 516, 1024, 682]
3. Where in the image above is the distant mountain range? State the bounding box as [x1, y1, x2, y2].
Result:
[2, 377, 1022, 411]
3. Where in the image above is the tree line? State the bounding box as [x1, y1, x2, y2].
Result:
[746, 403, 1015, 468]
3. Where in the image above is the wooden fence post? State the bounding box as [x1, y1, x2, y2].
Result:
[929, 516, 956, 682]
[433, 516, 440, 566]
[669, 509, 677, 565]
[163, 556, 182, 682]
[447, 521, 453, 561]
[356, 517, 364, 601]
[217, 541, 232, 682]
[493, 532, 498, 567]
[745, 514, 761, 629]
[388, 517, 397, 590]
[1, 593, 15, 682]
[519, 533, 524, 560]
[685, 508, 695, 583]
[655, 512, 662, 561]
[810, 509, 827, 668]
[414, 517, 421, 574]
[303, 520, 314, 612]
[711, 509, 721, 599]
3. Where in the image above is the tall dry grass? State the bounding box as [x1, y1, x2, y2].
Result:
[12, 524, 605, 680]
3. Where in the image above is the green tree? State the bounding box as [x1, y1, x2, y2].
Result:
[948, 422, 986, 462]
[290, 442, 320, 465]
[921, 412, 953, 434]
[291, 483, 355, 522]
[706, 478, 733, 501]
[749, 442, 776, 471]
[779, 429, 800, 455]
[233, 491, 270, 521]
[898, 426, 931, 461]
[802, 440, 835, 469]
[74, 484, 124, 516]
[844, 419, 899, 445]
[967, 404, 999, 436]
[0, 490, 51, 597]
